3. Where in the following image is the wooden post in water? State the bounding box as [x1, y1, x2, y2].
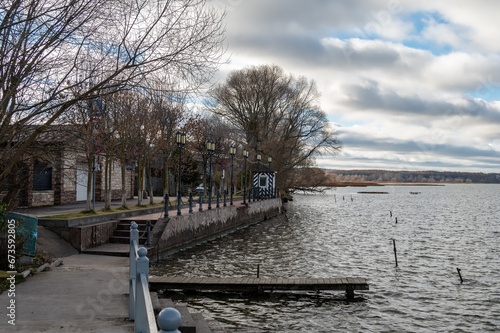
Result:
[393, 239, 398, 267]
[390, 210, 392, 217]
[395, 217, 398, 224]
[457, 268, 463, 283]
[257, 264, 260, 278]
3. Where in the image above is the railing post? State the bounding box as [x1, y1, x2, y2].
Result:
[146, 220, 151, 247]
[199, 191, 203, 211]
[135, 247, 150, 332]
[129, 222, 139, 320]
[189, 192, 193, 214]
[164, 194, 169, 218]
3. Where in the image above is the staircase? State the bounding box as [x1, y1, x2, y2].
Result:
[150, 292, 225, 333]
[109, 219, 157, 245]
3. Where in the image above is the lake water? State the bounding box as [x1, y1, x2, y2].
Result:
[151, 184, 500, 332]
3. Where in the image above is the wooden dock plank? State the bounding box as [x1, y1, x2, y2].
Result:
[149, 275, 369, 296]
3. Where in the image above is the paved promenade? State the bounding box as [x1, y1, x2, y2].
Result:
[1, 195, 252, 331]
[0, 254, 133, 332]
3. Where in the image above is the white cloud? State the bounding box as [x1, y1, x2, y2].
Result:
[209, 0, 500, 172]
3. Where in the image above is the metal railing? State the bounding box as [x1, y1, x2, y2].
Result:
[129, 222, 181, 333]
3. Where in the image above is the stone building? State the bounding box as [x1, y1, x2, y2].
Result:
[1, 127, 134, 208]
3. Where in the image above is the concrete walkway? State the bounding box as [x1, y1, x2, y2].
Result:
[13, 196, 168, 217]
[13, 195, 245, 218]
[0, 254, 133, 332]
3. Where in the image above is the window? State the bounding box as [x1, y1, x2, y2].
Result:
[259, 175, 267, 188]
[33, 163, 52, 191]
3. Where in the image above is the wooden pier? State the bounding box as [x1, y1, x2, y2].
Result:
[150, 276, 369, 299]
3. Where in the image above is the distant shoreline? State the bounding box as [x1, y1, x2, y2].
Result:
[305, 181, 500, 188]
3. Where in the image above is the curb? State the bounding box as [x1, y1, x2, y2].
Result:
[19, 258, 64, 280]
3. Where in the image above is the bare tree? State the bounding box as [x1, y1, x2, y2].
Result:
[0, 0, 225, 208]
[208, 65, 341, 190]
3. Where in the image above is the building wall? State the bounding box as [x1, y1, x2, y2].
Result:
[31, 191, 55, 207]
[27, 150, 134, 207]
[95, 157, 134, 201]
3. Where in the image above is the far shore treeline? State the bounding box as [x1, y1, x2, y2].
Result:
[293, 167, 500, 187]
[328, 169, 500, 184]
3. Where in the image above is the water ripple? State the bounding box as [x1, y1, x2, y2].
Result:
[152, 184, 500, 332]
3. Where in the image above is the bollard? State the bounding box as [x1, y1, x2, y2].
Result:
[223, 189, 227, 207]
[164, 193, 169, 218]
[146, 220, 151, 247]
[393, 239, 398, 267]
[216, 190, 220, 208]
[199, 192, 203, 212]
[457, 268, 463, 283]
[189, 192, 193, 214]
[158, 307, 182, 333]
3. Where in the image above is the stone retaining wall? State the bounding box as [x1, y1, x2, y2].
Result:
[48, 220, 118, 251]
[153, 198, 283, 255]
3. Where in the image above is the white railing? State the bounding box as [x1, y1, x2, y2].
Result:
[129, 222, 182, 333]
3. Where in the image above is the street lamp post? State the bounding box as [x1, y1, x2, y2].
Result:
[229, 145, 236, 205]
[243, 149, 248, 204]
[176, 131, 186, 216]
[206, 139, 215, 210]
[92, 155, 100, 210]
[256, 152, 262, 200]
[267, 156, 272, 199]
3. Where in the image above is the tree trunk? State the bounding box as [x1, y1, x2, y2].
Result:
[147, 159, 154, 205]
[162, 156, 169, 197]
[137, 160, 144, 206]
[121, 160, 127, 207]
[104, 156, 111, 210]
[85, 156, 93, 211]
[2, 163, 20, 209]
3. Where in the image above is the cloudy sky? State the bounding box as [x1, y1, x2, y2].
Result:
[209, 0, 500, 172]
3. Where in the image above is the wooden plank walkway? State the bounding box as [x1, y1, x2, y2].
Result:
[149, 276, 369, 299]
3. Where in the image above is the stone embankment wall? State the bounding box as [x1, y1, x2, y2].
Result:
[152, 198, 283, 256]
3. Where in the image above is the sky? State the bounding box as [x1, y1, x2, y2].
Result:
[208, 0, 500, 173]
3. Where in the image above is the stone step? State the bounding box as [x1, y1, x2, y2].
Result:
[191, 313, 212, 333]
[116, 220, 156, 230]
[114, 229, 143, 236]
[175, 304, 197, 333]
[157, 299, 196, 333]
[150, 292, 161, 315]
[109, 236, 147, 244]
